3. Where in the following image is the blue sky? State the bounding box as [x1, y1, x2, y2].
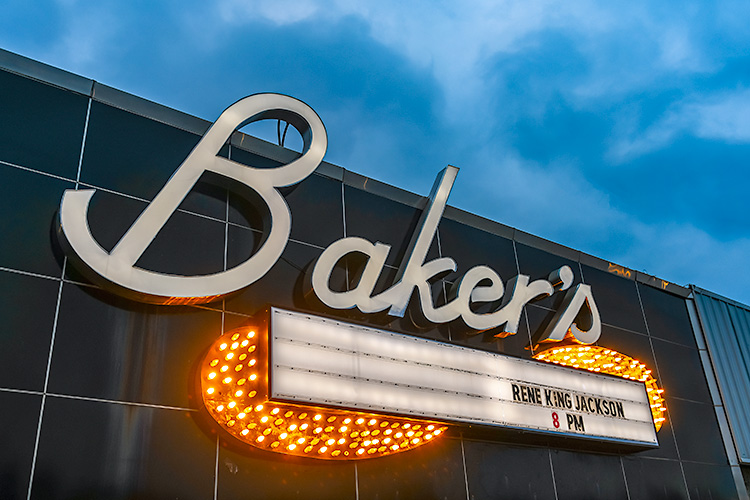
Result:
[2, 0, 749, 304]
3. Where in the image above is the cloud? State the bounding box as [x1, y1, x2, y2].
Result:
[610, 88, 750, 161]
[452, 149, 750, 303]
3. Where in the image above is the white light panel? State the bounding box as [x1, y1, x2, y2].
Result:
[269, 308, 658, 446]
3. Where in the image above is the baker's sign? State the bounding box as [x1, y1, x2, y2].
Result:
[57, 93, 598, 345]
[56, 94, 665, 458]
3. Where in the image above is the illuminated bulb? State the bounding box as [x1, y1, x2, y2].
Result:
[248, 331, 255, 338]
[395, 432, 403, 439]
[201, 327, 450, 459]
[427, 425, 434, 431]
[219, 343, 228, 351]
[357, 449, 365, 455]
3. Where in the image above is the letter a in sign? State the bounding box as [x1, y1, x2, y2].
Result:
[58, 94, 327, 304]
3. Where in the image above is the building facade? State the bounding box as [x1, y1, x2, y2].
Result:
[0, 48, 747, 499]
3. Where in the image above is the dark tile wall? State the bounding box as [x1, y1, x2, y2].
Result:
[0, 65, 737, 499]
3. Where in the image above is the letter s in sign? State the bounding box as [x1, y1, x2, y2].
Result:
[58, 94, 327, 304]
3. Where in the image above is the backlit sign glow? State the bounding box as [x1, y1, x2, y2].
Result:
[267, 309, 657, 447]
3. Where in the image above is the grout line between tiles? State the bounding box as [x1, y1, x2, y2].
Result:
[635, 281, 690, 496]
[26, 258, 66, 500]
[460, 434, 470, 500]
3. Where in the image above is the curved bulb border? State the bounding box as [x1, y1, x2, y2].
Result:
[533, 345, 667, 431]
[199, 326, 447, 460]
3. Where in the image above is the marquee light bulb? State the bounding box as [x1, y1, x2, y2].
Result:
[200, 325, 448, 460]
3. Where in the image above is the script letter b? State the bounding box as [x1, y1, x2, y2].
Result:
[58, 93, 327, 304]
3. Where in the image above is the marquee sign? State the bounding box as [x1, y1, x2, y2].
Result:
[269, 309, 657, 445]
[57, 93, 665, 458]
[198, 309, 659, 461]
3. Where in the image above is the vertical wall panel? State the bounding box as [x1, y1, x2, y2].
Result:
[693, 287, 750, 464]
